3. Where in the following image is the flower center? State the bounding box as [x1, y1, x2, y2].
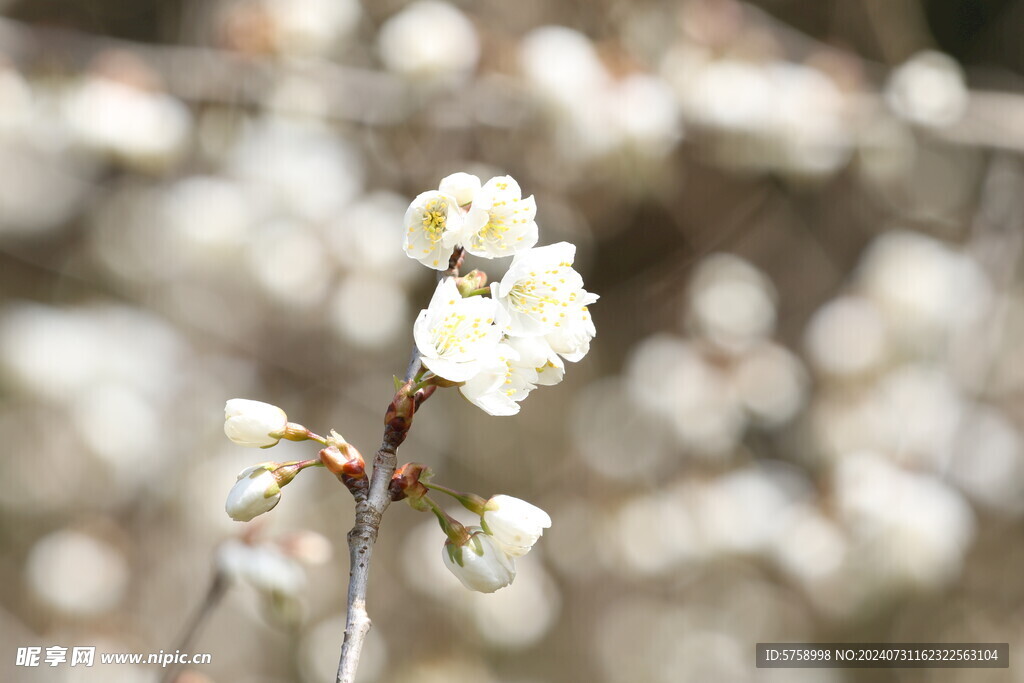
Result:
[508, 269, 572, 324]
[420, 198, 449, 243]
[431, 309, 493, 356]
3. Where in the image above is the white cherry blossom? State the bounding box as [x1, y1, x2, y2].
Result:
[443, 529, 516, 593]
[493, 242, 586, 337]
[414, 279, 501, 382]
[439, 172, 481, 207]
[462, 176, 539, 259]
[507, 335, 565, 386]
[459, 342, 538, 416]
[482, 495, 552, 557]
[545, 289, 599, 362]
[403, 190, 464, 270]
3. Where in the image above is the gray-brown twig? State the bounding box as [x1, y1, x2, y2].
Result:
[335, 248, 463, 683]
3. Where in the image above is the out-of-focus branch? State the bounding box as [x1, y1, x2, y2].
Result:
[0, 16, 529, 127]
[161, 569, 229, 683]
[0, 16, 410, 125]
[2, 15, 1024, 153]
[860, 0, 933, 65]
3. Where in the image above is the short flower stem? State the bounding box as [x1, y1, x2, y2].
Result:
[422, 482, 486, 515]
[421, 494, 470, 545]
[466, 287, 490, 297]
[275, 458, 322, 471]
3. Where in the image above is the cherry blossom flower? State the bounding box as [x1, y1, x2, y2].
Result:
[462, 176, 539, 259]
[544, 289, 599, 362]
[458, 342, 538, 416]
[403, 190, 464, 270]
[482, 495, 552, 558]
[492, 242, 586, 337]
[507, 335, 565, 386]
[414, 278, 502, 381]
[438, 172, 481, 207]
[443, 529, 516, 593]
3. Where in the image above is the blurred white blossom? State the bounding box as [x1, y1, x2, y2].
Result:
[857, 230, 993, 352]
[62, 75, 191, 167]
[377, 1, 480, 82]
[886, 51, 968, 128]
[218, 537, 305, 595]
[687, 254, 777, 354]
[463, 553, 561, 648]
[228, 117, 363, 223]
[835, 452, 974, 590]
[805, 296, 888, 377]
[264, 0, 360, 57]
[26, 529, 128, 617]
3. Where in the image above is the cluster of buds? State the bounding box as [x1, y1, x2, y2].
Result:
[392, 464, 551, 593]
[405, 174, 598, 415]
[222, 400, 344, 521]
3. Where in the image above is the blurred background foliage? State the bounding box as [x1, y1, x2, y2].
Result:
[2, 0, 1024, 681]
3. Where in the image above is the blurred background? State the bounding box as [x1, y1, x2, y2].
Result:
[1, 0, 1024, 681]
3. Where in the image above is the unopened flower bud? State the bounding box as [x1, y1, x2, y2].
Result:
[443, 529, 516, 593]
[409, 388, 433, 413]
[456, 269, 488, 297]
[320, 442, 365, 479]
[439, 172, 481, 207]
[226, 464, 282, 522]
[385, 386, 417, 442]
[224, 399, 288, 448]
[482, 495, 551, 557]
[390, 462, 430, 503]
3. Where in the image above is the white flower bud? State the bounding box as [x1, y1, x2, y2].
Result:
[224, 399, 289, 448]
[443, 530, 516, 593]
[482, 495, 552, 557]
[225, 464, 282, 522]
[438, 172, 481, 207]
